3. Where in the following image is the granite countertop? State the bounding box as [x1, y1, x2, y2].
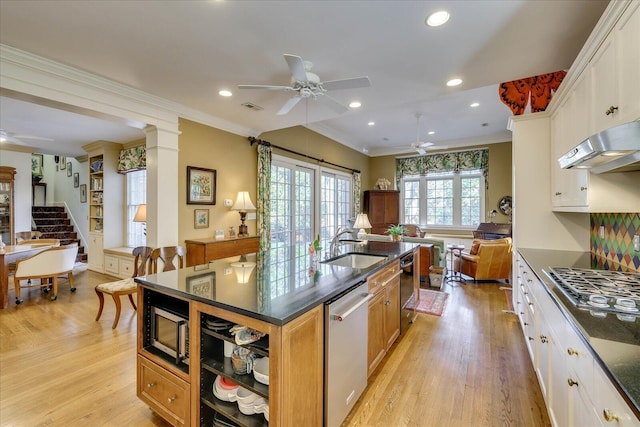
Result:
[518, 248, 639, 417]
[136, 240, 417, 326]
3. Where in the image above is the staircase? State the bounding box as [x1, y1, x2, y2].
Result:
[32, 206, 87, 263]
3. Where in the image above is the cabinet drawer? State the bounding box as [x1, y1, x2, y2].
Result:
[119, 258, 134, 277]
[137, 356, 190, 426]
[555, 317, 594, 390]
[104, 254, 119, 274]
[592, 362, 640, 426]
[368, 260, 400, 293]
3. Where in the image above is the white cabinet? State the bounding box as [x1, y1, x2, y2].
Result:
[88, 232, 104, 272]
[589, 1, 640, 134]
[103, 247, 136, 279]
[515, 252, 639, 427]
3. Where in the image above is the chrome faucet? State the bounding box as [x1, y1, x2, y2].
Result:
[329, 227, 354, 257]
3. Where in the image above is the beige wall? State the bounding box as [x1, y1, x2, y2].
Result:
[259, 126, 371, 187]
[178, 119, 258, 243]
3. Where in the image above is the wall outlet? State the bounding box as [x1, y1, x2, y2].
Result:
[599, 225, 605, 239]
[247, 212, 256, 220]
[224, 267, 232, 275]
[223, 198, 233, 207]
[634, 234, 640, 252]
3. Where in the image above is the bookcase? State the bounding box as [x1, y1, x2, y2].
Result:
[83, 141, 124, 273]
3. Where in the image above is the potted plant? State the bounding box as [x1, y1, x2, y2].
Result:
[386, 224, 405, 242]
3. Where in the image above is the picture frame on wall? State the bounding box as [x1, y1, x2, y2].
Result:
[73, 173, 79, 188]
[194, 209, 209, 229]
[187, 166, 216, 205]
[67, 162, 72, 177]
[80, 184, 87, 203]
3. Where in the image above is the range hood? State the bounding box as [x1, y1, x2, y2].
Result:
[558, 121, 640, 174]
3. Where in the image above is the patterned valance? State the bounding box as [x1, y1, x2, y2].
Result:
[117, 145, 146, 173]
[396, 149, 489, 186]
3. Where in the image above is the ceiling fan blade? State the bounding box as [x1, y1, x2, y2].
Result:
[277, 96, 302, 115]
[238, 84, 293, 91]
[13, 134, 54, 141]
[318, 93, 348, 114]
[322, 76, 371, 91]
[284, 54, 308, 83]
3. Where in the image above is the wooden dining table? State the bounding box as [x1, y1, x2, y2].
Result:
[0, 243, 56, 308]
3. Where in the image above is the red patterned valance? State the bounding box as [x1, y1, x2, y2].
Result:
[499, 70, 566, 115]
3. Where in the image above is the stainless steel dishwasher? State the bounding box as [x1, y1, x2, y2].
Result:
[325, 281, 372, 427]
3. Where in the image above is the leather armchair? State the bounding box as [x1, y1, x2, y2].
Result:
[454, 237, 512, 282]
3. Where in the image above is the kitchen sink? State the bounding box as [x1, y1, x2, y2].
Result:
[323, 253, 387, 269]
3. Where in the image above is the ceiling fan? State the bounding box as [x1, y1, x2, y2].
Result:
[0, 129, 54, 145]
[238, 54, 371, 115]
[409, 114, 447, 155]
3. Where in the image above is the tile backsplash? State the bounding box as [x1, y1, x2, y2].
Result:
[590, 212, 640, 272]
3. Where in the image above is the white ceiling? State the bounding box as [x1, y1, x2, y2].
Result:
[0, 0, 608, 158]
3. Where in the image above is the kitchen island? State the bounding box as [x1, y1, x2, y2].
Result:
[517, 248, 639, 425]
[135, 240, 418, 427]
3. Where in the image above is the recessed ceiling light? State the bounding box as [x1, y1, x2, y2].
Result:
[446, 78, 462, 87]
[428, 131, 435, 135]
[349, 101, 362, 108]
[426, 10, 450, 27]
[368, 121, 375, 126]
[470, 102, 480, 108]
[218, 89, 232, 97]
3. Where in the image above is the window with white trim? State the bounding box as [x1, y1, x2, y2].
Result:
[401, 170, 484, 229]
[126, 169, 146, 247]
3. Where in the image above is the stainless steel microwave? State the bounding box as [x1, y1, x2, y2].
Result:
[151, 307, 189, 365]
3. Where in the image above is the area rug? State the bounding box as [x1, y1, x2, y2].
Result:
[403, 289, 448, 316]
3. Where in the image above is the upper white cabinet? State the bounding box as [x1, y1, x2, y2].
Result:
[550, 72, 590, 210]
[589, 1, 640, 134]
[550, 1, 639, 212]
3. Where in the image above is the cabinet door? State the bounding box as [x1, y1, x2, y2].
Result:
[367, 290, 385, 377]
[592, 363, 640, 427]
[88, 233, 104, 272]
[383, 276, 400, 351]
[590, 36, 618, 134]
[614, 0, 640, 126]
[549, 333, 569, 427]
[104, 254, 119, 276]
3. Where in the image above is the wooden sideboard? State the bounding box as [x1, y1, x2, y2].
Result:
[185, 236, 260, 267]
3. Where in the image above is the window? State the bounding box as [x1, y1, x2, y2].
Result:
[126, 169, 146, 247]
[401, 170, 484, 228]
[270, 155, 352, 250]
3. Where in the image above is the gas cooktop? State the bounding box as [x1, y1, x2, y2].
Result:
[545, 267, 640, 319]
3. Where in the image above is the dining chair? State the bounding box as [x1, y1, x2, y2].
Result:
[94, 246, 153, 329]
[150, 246, 186, 273]
[15, 230, 43, 244]
[13, 243, 79, 304]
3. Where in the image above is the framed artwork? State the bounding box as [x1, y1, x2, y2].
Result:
[60, 157, 66, 170]
[194, 208, 209, 229]
[80, 184, 87, 203]
[187, 272, 215, 299]
[187, 166, 216, 205]
[73, 173, 79, 187]
[67, 162, 72, 177]
[31, 154, 44, 177]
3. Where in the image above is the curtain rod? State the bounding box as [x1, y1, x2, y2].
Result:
[248, 137, 361, 174]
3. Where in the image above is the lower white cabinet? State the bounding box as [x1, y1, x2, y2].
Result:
[515, 253, 639, 427]
[87, 232, 104, 273]
[103, 247, 135, 279]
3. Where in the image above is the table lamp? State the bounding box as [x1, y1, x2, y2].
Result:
[133, 204, 147, 235]
[353, 213, 372, 240]
[232, 191, 256, 237]
[231, 256, 256, 284]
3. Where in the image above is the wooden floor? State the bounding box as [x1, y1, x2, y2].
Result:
[0, 267, 550, 427]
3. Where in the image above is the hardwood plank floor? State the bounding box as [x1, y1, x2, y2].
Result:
[0, 267, 550, 427]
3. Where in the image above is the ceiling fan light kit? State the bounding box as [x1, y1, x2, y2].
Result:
[238, 54, 370, 116]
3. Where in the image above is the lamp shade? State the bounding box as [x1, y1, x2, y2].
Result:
[232, 191, 256, 211]
[231, 261, 256, 284]
[133, 204, 147, 222]
[353, 213, 372, 229]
